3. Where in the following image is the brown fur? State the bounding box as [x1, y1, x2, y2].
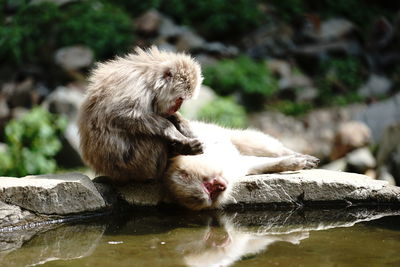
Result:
[78, 47, 203, 183]
[164, 122, 319, 210]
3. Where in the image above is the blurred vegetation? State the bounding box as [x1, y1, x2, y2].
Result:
[114, 0, 263, 39]
[270, 100, 313, 117]
[1, 0, 134, 65]
[197, 97, 247, 128]
[317, 57, 365, 105]
[59, 1, 134, 59]
[158, 0, 263, 39]
[0, 107, 67, 177]
[0, 1, 61, 65]
[270, 0, 394, 28]
[204, 56, 278, 110]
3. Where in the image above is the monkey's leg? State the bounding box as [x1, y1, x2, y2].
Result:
[229, 129, 296, 157]
[241, 154, 319, 175]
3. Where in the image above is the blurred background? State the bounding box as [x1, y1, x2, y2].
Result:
[0, 0, 399, 184]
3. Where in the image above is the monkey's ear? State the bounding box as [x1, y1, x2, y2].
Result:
[163, 68, 173, 80]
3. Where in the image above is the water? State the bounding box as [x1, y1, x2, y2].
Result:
[1, 208, 400, 267]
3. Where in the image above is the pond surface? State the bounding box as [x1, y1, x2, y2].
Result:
[1, 208, 400, 267]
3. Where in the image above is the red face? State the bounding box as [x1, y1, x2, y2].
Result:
[202, 176, 228, 201]
[167, 97, 184, 115]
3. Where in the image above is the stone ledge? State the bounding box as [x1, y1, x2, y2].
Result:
[1, 169, 400, 229]
[0, 173, 105, 216]
[116, 169, 400, 208]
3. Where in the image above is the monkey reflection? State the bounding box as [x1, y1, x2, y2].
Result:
[176, 215, 309, 267]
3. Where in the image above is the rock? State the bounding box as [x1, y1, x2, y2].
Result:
[321, 158, 347, 171]
[42, 85, 85, 167]
[226, 170, 398, 206]
[304, 18, 356, 42]
[278, 74, 313, 90]
[358, 74, 392, 98]
[43, 85, 85, 121]
[331, 121, 372, 160]
[175, 30, 205, 52]
[0, 201, 37, 229]
[378, 166, 397, 185]
[54, 46, 94, 70]
[194, 54, 218, 67]
[117, 182, 164, 207]
[243, 23, 295, 58]
[249, 112, 310, 154]
[115, 169, 400, 208]
[356, 92, 400, 142]
[201, 42, 239, 56]
[0, 173, 105, 215]
[181, 85, 217, 120]
[157, 15, 238, 55]
[1, 78, 35, 108]
[296, 87, 318, 102]
[267, 59, 291, 78]
[346, 147, 376, 173]
[0, 97, 10, 120]
[294, 40, 362, 58]
[159, 17, 184, 37]
[134, 9, 162, 34]
[377, 123, 400, 185]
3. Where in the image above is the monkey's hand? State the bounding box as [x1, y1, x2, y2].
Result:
[171, 138, 204, 155]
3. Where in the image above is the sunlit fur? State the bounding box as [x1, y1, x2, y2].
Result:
[164, 122, 319, 210]
[78, 47, 203, 183]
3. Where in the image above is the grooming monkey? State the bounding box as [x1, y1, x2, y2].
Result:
[164, 122, 319, 210]
[78, 47, 203, 183]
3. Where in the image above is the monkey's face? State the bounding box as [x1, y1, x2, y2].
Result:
[156, 58, 203, 116]
[165, 157, 229, 210]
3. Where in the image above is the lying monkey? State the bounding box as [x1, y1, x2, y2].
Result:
[164, 122, 319, 210]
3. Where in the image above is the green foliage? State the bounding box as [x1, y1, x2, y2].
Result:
[316, 0, 392, 27]
[204, 56, 279, 110]
[59, 1, 134, 59]
[0, 0, 134, 65]
[271, 100, 313, 117]
[0, 107, 67, 177]
[0, 2, 61, 64]
[317, 57, 365, 105]
[159, 0, 263, 39]
[270, 0, 305, 23]
[110, 0, 161, 17]
[197, 97, 247, 129]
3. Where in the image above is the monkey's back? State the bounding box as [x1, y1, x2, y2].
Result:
[78, 101, 169, 184]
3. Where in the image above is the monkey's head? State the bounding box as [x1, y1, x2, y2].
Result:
[165, 155, 230, 210]
[133, 47, 203, 116]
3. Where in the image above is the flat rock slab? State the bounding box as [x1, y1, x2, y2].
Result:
[0, 173, 105, 215]
[227, 169, 400, 207]
[117, 169, 400, 208]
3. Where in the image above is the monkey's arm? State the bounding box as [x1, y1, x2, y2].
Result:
[111, 112, 203, 155]
[167, 112, 196, 138]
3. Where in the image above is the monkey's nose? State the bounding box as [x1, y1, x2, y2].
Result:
[213, 178, 226, 191]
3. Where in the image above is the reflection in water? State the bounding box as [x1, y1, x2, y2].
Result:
[1, 208, 399, 267]
[0, 224, 105, 267]
[177, 215, 310, 267]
